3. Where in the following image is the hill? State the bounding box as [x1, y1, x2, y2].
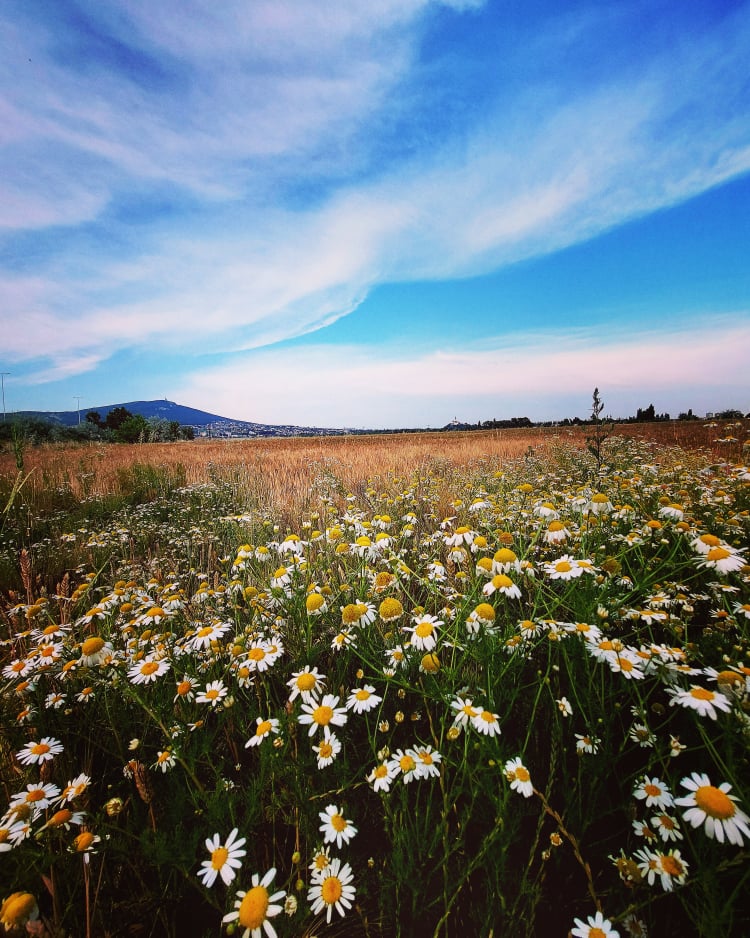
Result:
[13, 399, 349, 438]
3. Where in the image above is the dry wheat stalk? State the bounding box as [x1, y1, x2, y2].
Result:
[19, 549, 32, 603]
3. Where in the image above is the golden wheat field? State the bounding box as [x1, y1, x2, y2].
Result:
[0, 420, 742, 516]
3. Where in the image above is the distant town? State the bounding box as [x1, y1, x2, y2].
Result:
[0, 397, 747, 445]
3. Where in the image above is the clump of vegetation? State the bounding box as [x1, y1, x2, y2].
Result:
[585, 387, 614, 478]
[0, 408, 194, 448]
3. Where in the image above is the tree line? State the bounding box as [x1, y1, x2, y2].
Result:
[0, 407, 195, 445]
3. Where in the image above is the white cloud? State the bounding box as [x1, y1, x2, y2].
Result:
[174, 317, 750, 427]
[2, 1, 750, 391]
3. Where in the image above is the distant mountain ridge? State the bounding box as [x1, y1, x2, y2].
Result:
[14, 399, 347, 437]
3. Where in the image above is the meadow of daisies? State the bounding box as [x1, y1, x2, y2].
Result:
[0, 429, 748, 937]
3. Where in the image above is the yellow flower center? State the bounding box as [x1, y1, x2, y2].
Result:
[399, 755, 416, 773]
[0, 893, 36, 925]
[341, 604, 361, 624]
[555, 561, 572, 573]
[475, 603, 495, 621]
[26, 790, 44, 803]
[494, 548, 517, 564]
[256, 720, 272, 737]
[331, 814, 347, 832]
[355, 689, 370, 701]
[660, 854, 684, 877]
[75, 832, 95, 852]
[238, 885, 269, 929]
[48, 809, 72, 828]
[374, 765, 388, 778]
[699, 533, 721, 547]
[296, 673, 317, 691]
[695, 785, 735, 819]
[415, 621, 434, 638]
[515, 766, 530, 782]
[31, 743, 51, 756]
[321, 875, 343, 905]
[689, 687, 715, 701]
[249, 647, 266, 661]
[494, 574, 513, 588]
[206, 689, 219, 700]
[706, 546, 731, 561]
[140, 661, 159, 675]
[421, 653, 440, 672]
[196, 626, 213, 638]
[81, 637, 105, 656]
[644, 784, 662, 798]
[616, 656, 634, 672]
[313, 705, 333, 725]
[716, 670, 742, 687]
[176, 681, 191, 696]
[211, 846, 229, 870]
[480, 710, 496, 724]
[379, 598, 403, 620]
[318, 741, 333, 758]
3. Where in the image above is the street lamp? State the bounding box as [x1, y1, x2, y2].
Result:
[0, 373, 9, 421]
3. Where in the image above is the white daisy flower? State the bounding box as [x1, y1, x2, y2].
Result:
[222, 867, 286, 937]
[675, 772, 750, 845]
[318, 804, 357, 848]
[198, 827, 247, 888]
[307, 857, 356, 924]
[245, 717, 280, 748]
[15, 736, 64, 766]
[504, 757, 533, 798]
[666, 684, 733, 720]
[345, 685, 382, 714]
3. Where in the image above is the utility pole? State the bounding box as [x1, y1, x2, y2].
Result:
[0, 373, 9, 421]
[74, 396, 82, 425]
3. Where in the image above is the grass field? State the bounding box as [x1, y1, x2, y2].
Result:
[1, 420, 748, 936]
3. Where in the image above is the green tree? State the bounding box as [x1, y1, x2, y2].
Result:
[105, 407, 134, 431]
[114, 414, 149, 443]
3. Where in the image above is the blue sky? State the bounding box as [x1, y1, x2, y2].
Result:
[1, 0, 749, 429]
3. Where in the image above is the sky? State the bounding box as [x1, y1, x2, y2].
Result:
[1, 0, 749, 430]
